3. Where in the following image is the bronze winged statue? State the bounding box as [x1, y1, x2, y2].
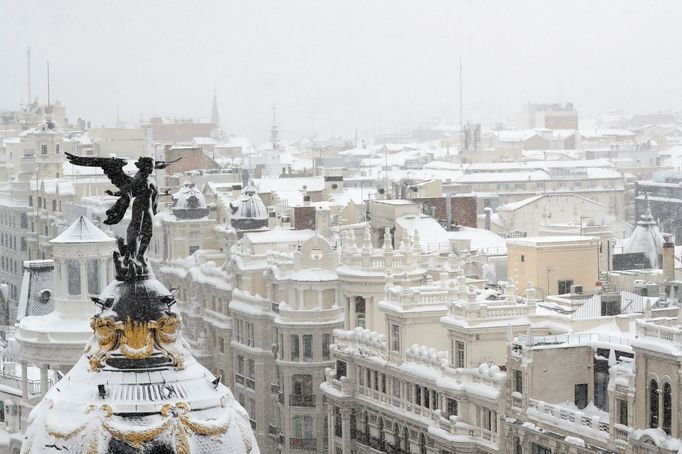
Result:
[65, 153, 181, 278]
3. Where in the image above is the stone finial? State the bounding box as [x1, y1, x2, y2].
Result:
[412, 229, 422, 253]
[383, 229, 393, 252]
[644, 300, 652, 318]
[362, 226, 372, 251]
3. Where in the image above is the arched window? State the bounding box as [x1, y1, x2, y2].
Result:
[419, 433, 427, 454]
[403, 427, 410, 452]
[393, 424, 401, 454]
[363, 411, 370, 443]
[378, 417, 385, 450]
[663, 382, 672, 435]
[650, 379, 659, 428]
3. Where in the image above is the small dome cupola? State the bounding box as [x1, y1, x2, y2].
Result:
[230, 180, 269, 230]
[172, 181, 209, 219]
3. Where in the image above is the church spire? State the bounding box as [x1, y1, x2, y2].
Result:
[270, 102, 279, 150]
[211, 89, 220, 127]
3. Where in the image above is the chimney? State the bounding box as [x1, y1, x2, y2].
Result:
[231, 184, 242, 200]
[484, 207, 492, 230]
[663, 241, 675, 281]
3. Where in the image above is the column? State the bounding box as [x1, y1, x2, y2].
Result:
[299, 289, 305, 310]
[318, 290, 323, 309]
[80, 260, 87, 297]
[40, 364, 49, 396]
[327, 403, 335, 454]
[20, 361, 28, 399]
[99, 257, 107, 290]
[340, 407, 351, 454]
[658, 388, 664, 428]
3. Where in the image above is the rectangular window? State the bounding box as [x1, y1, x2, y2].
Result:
[446, 398, 458, 417]
[575, 383, 588, 410]
[303, 334, 312, 361]
[358, 366, 364, 386]
[558, 279, 574, 295]
[322, 333, 330, 360]
[415, 385, 422, 405]
[456, 341, 465, 368]
[52, 200, 56, 211]
[531, 443, 552, 454]
[514, 370, 523, 394]
[87, 259, 100, 295]
[483, 408, 492, 430]
[391, 324, 400, 352]
[237, 355, 244, 376]
[41, 144, 48, 154]
[373, 371, 379, 391]
[335, 360, 347, 380]
[618, 399, 628, 425]
[55, 144, 60, 153]
[291, 335, 299, 361]
[381, 374, 386, 394]
[393, 379, 400, 398]
[219, 337, 225, 353]
[247, 359, 255, 379]
[66, 260, 81, 296]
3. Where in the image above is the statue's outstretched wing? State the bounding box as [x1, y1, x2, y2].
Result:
[65, 152, 132, 189]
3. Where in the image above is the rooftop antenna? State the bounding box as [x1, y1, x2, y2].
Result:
[27, 46, 31, 109]
[459, 56, 463, 145]
[46, 60, 50, 107]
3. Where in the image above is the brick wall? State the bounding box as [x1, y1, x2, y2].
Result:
[412, 196, 477, 228]
[292, 206, 316, 230]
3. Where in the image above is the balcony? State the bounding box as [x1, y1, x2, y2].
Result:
[235, 374, 244, 386]
[289, 437, 317, 450]
[289, 394, 316, 407]
[245, 377, 255, 390]
[270, 383, 280, 395]
[268, 424, 279, 438]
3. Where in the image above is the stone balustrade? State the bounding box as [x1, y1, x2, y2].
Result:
[527, 399, 610, 440]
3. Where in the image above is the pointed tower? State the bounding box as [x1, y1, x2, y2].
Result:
[211, 89, 220, 128]
[270, 102, 279, 150]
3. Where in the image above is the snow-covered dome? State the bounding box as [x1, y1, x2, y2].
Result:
[22, 275, 260, 454]
[230, 181, 268, 230]
[172, 181, 209, 219]
[622, 205, 665, 268]
[232, 181, 267, 220]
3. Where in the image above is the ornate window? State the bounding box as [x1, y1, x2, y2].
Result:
[650, 379, 659, 428]
[663, 382, 672, 435]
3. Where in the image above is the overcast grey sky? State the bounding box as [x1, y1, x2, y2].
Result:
[0, 0, 680, 142]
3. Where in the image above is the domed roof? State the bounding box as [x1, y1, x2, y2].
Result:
[231, 181, 268, 221]
[172, 182, 209, 220]
[622, 205, 665, 268]
[50, 216, 114, 244]
[22, 275, 260, 454]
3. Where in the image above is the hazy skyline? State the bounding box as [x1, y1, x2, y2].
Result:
[1, 0, 681, 143]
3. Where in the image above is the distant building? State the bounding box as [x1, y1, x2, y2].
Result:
[518, 102, 579, 130]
